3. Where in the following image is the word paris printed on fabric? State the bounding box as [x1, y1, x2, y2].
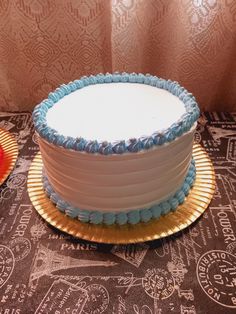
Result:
[0, 1, 236, 111]
[0, 111, 236, 313]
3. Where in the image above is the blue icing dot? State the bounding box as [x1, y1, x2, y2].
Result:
[40, 103, 49, 112]
[99, 142, 113, 155]
[52, 88, 61, 99]
[104, 213, 116, 225]
[153, 132, 165, 145]
[121, 72, 129, 82]
[78, 209, 90, 223]
[182, 119, 190, 132]
[66, 206, 79, 218]
[185, 176, 194, 186]
[50, 192, 59, 204]
[185, 98, 196, 107]
[32, 111, 41, 120]
[75, 137, 86, 151]
[74, 80, 84, 89]
[38, 107, 47, 116]
[60, 84, 71, 95]
[34, 120, 43, 128]
[168, 82, 177, 94]
[85, 140, 99, 153]
[51, 134, 60, 145]
[129, 73, 137, 83]
[127, 138, 142, 152]
[127, 210, 140, 225]
[162, 80, 170, 90]
[160, 202, 171, 215]
[175, 125, 183, 137]
[112, 141, 126, 154]
[189, 164, 195, 172]
[169, 197, 179, 211]
[172, 83, 181, 96]
[112, 73, 121, 82]
[183, 183, 190, 195]
[140, 208, 152, 223]
[149, 76, 158, 86]
[104, 73, 112, 83]
[96, 75, 105, 84]
[40, 128, 50, 138]
[81, 76, 90, 86]
[44, 99, 54, 108]
[155, 78, 165, 89]
[68, 82, 77, 92]
[55, 135, 65, 146]
[188, 169, 195, 177]
[48, 92, 59, 103]
[116, 212, 128, 225]
[140, 137, 154, 149]
[175, 191, 185, 204]
[56, 86, 66, 98]
[144, 76, 151, 84]
[45, 184, 53, 196]
[56, 200, 68, 212]
[34, 103, 42, 111]
[63, 137, 75, 149]
[151, 205, 162, 219]
[163, 130, 175, 142]
[136, 73, 145, 83]
[88, 75, 97, 84]
[179, 92, 188, 102]
[90, 212, 103, 224]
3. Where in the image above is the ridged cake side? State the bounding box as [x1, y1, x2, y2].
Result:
[38, 123, 195, 213]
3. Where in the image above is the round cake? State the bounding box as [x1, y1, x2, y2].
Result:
[32, 73, 200, 225]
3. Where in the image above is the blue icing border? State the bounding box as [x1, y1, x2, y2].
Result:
[43, 159, 196, 225]
[32, 73, 200, 155]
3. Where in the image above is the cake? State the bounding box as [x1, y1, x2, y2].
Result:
[32, 73, 200, 225]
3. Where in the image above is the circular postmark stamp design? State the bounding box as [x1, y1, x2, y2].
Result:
[142, 268, 175, 300]
[0, 245, 15, 288]
[226, 242, 236, 256]
[0, 187, 16, 200]
[83, 284, 109, 314]
[197, 250, 236, 308]
[194, 131, 202, 143]
[32, 131, 38, 145]
[7, 174, 26, 189]
[8, 237, 31, 261]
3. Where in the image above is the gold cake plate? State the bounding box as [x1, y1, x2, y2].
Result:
[0, 128, 18, 186]
[28, 144, 215, 244]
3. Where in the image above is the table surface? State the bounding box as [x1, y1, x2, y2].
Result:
[0, 112, 236, 314]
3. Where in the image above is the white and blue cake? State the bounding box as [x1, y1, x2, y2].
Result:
[32, 73, 199, 225]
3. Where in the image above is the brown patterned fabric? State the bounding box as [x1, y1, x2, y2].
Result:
[0, 0, 236, 111]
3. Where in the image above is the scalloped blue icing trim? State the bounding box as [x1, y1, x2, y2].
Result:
[32, 72, 200, 155]
[43, 159, 196, 225]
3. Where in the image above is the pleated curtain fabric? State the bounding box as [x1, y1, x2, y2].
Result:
[0, 0, 235, 111]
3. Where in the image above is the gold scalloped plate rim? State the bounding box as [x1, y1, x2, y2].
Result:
[0, 128, 18, 186]
[27, 144, 215, 244]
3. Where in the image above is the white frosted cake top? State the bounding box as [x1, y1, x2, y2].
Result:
[46, 83, 186, 142]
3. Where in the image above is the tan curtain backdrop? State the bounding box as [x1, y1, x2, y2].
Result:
[0, 0, 236, 111]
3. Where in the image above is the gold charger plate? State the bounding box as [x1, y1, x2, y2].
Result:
[28, 144, 215, 244]
[0, 128, 18, 186]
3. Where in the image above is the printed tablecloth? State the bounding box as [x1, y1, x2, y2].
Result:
[0, 112, 236, 314]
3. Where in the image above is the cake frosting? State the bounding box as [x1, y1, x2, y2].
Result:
[33, 73, 200, 225]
